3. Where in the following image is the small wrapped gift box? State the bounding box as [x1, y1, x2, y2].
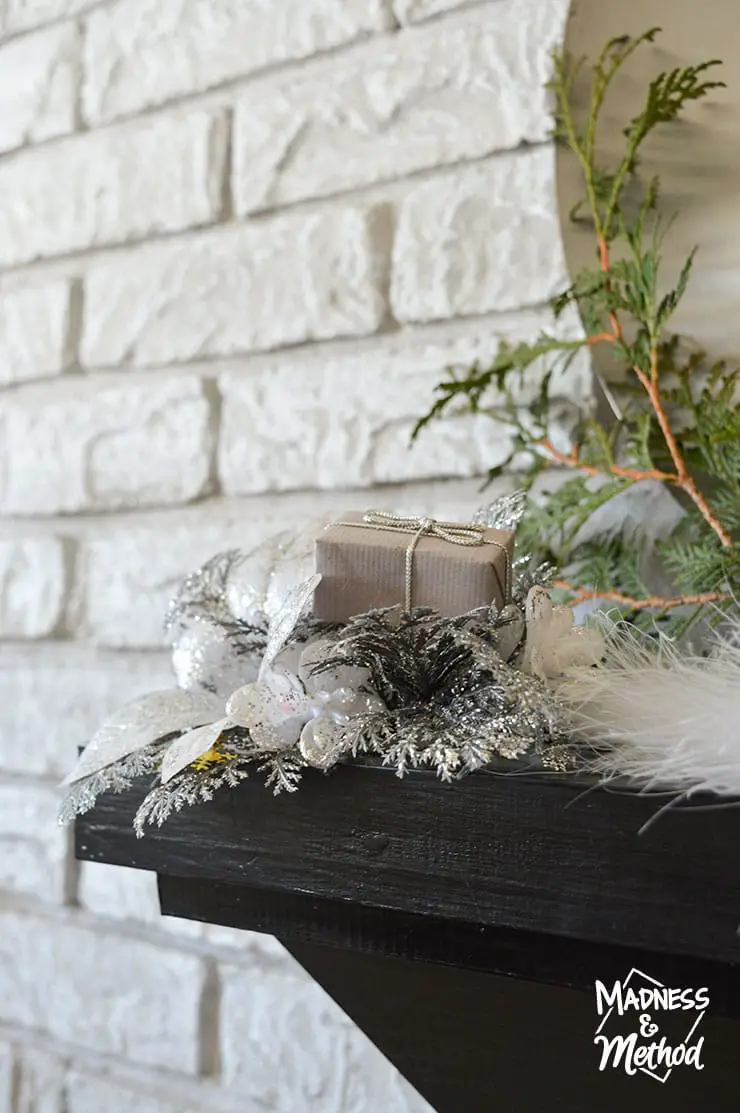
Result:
[313, 510, 515, 622]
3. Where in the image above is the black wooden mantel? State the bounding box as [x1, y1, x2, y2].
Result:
[75, 764, 740, 1113]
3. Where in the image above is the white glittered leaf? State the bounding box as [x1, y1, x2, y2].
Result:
[472, 490, 526, 530]
[260, 573, 321, 678]
[62, 689, 223, 786]
[160, 717, 233, 784]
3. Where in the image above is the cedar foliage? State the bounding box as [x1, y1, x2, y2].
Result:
[413, 29, 739, 638]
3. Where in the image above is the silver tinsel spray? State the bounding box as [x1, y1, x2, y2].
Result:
[60, 492, 593, 834]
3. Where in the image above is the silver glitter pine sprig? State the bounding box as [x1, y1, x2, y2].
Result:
[133, 759, 252, 837]
[304, 606, 571, 779]
[132, 730, 310, 835]
[58, 743, 168, 825]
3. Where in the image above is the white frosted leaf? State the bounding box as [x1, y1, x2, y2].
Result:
[62, 689, 223, 785]
[160, 717, 233, 784]
[260, 573, 322, 676]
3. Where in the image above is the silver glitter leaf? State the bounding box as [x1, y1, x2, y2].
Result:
[61, 689, 223, 785]
[472, 490, 527, 531]
[160, 717, 233, 784]
[58, 743, 168, 825]
[261, 573, 322, 675]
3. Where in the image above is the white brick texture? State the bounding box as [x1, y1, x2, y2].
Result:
[84, 0, 396, 125]
[217, 313, 576, 495]
[2, 0, 92, 33]
[7, 1048, 65, 1113]
[0, 281, 71, 384]
[0, 375, 212, 515]
[0, 645, 175, 776]
[220, 965, 353, 1107]
[0, 782, 67, 900]
[80, 207, 389, 367]
[78, 862, 206, 941]
[0, 23, 77, 153]
[391, 147, 567, 322]
[66, 1074, 200, 1113]
[0, 912, 206, 1072]
[394, 0, 483, 22]
[233, 0, 564, 215]
[0, 3, 576, 1110]
[0, 110, 227, 266]
[221, 965, 432, 1111]
[0, 538, 65, 637]
[0, 1044, 11, 1111]
[79, 860, 293, 953]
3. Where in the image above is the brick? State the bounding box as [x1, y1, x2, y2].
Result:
[66, 1074, 201, 1113]
[222, 962, 433, 1111]
[79, 862, 291, 952]
[201, 923, 289, 958]
[79, 863, 163, 924]
[79, 862, 202, 938]
[0, 23, 77, 153]
[0, 783, 67, 902]
[0, 282, 70, 384]
[218, 310, 589, 494]
[0, 110, 227, 267]
[83, 0, 395, 125]
[0, 538, 65, 637]
[234, 1, 562, 214]
[220, 965, 351, 1108]
[0, 374, 212, 515]
[3, 0, 92, 33]
[0, 1042, 12, 1110]
[343, 1026, 432, 1112]
[0, 911, 205, 1072]
[0, 644, 174, 776]
[11, 1048, 66, 1113]
[80, 515, 276, 649]
[77, 483, 486, 647]
[80, 208, 388, 367]
[390, 147, 566, 322]
[394, 0, 496, 21]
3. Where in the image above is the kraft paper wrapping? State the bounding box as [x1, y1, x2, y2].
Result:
[313, 511, 515, 622]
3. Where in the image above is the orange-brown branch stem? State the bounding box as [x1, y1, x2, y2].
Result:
[579, 236, 735, 550]
[555, 580, 729, 613]
[540, 438, 674, 484]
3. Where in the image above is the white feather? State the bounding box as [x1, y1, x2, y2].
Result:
[557, 615, 740, 796]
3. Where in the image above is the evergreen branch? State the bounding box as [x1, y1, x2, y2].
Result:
[633, 351, 734, 547]
[415, 28, 737, 630]
[539, 437, 674, 484]
[555, 580, 729, 613]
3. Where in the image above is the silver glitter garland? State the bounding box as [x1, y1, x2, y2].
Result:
[61, 491, 587, 833]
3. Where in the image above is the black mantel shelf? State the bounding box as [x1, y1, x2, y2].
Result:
[75, 764, 740, 1113]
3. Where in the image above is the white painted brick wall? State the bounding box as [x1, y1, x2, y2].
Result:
[0, 782, 69, 901]
[80, 207, 390, 366]
[0, 374, 213, 514]
[0, 281, 71, 384]
[0, 110, 228, 266]
[0, 22, 78, 153]
[0, 910, 206, 1071]
[0, 539, 66, 636]
[2, 1, 93, 34]
[0, 1, 574, 1109]
[84, 0, 396, 125]
[232, 0, 562, 215]
[391, 148, 566, 322]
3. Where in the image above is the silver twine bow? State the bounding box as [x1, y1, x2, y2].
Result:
[340, 510, 490, 613]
